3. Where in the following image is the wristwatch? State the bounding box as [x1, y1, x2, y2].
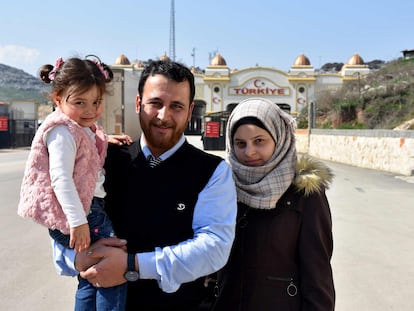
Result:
[124, 253, 139, 282]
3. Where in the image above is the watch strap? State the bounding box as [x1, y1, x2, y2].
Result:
[127, 253, 136, 271]
[124, 253, 140, 282]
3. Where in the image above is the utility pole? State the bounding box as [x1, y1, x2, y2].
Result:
[191, 48, 196, 68]
[169, 0, 176, 61]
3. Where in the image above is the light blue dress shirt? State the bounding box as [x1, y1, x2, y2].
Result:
[52, 135, 237, 293]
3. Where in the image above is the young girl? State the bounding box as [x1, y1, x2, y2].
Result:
[213, 97, 335, 311]
[18, 55, 131, 311]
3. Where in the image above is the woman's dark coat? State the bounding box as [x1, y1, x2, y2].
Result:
[213, 156, 335, 311]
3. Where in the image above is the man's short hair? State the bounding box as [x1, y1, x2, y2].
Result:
[138, 60, 195, 104]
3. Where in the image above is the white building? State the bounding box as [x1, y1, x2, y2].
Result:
[102, 53, 370, 139]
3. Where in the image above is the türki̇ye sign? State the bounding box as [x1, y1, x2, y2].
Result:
[228, 78, 290, 96]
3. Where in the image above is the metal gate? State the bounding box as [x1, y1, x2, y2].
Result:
[4, 119, 36, 148]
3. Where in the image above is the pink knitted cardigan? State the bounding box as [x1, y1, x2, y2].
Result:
[17, 108, 108, 234]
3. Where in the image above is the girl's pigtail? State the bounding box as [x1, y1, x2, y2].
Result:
[39, 64, 54, 84]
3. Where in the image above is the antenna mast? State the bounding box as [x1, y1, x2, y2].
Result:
[169, 0, 176, 61]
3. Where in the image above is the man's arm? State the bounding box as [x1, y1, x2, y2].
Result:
[139, 160, 237, 292]
[80, 160, 237, 292]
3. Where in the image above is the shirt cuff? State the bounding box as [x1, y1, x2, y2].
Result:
[137, 251, 158, 280]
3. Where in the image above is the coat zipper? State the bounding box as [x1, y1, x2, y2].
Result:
[266, 276, 298, 297]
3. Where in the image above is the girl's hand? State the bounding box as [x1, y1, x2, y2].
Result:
[70, 223, 91, 252]
[108, 134, 133, 146]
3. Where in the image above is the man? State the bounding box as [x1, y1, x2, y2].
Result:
[53, 60, 237, 310]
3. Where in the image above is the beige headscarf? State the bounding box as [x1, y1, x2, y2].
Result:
[226, 98, 297, 210]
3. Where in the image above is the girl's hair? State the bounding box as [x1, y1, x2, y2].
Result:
[38, 55, 114, 99]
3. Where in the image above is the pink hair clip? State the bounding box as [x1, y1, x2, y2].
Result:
[84, 54, 109, 80]
[93, 60, 109, 80]
[48, 57, 64, 81]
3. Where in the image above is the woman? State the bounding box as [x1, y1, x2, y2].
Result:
[213, 97, 335, 310]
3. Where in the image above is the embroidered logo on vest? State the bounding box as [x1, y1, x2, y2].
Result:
[177, 203, 186, 211]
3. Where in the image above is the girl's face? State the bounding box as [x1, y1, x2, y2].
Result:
[54, 85, 103, 128]
[233, 124, 275, 167]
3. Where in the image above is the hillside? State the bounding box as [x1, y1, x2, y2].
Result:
[1, 60, 414, 129]
[297, 58, 414, 130]
[0, 63, 50, 102]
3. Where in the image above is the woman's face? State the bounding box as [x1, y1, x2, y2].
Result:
[233, 124, 275, 166]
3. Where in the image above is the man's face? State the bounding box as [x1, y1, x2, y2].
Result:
[136, 74, 194, 156]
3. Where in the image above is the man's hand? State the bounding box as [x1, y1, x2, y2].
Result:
[75, 237, 127, 272]
[79, 239, 129, 288]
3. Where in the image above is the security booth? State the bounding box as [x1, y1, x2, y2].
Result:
[202, 111, 230, 150]
[0, 102, 10, 148]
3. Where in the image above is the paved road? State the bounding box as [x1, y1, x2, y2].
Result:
[0, 148, 76, 310]
[1, 139, 413, 310]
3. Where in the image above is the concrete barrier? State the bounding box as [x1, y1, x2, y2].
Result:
[295, 129, 414, 176]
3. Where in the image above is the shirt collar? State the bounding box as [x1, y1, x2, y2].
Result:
[140, 134, 186, 161]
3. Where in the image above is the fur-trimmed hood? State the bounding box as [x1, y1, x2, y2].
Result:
[293, 155, 334, 196]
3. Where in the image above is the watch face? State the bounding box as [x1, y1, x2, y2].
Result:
[124, 270, 139, 282]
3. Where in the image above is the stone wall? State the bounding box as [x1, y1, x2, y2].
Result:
[295, 129, 414, 176]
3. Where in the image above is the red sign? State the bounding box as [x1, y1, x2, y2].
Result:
[0, 116, 8, 131]
[205, 121, 220, 137]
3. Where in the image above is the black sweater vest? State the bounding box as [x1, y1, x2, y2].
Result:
[104, 141, 222, 309]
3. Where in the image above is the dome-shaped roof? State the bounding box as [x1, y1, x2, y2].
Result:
[160, 52, 170, 62]
[133, 61, 144, 69]
[293, 54, 311, 66]
[346, 53, 364, 65]
[211, 54, 227, 66]
[114, 54, 131, 65]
